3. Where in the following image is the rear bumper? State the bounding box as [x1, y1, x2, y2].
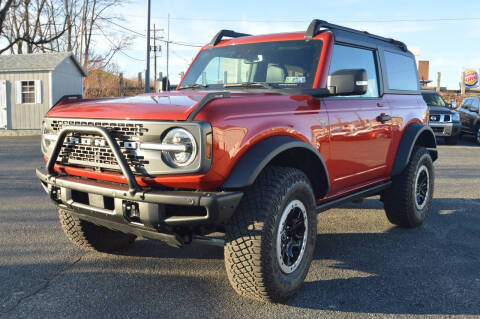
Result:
[36, 167, 243, 247]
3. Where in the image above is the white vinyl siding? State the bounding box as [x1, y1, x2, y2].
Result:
[4, 71, 50, 129]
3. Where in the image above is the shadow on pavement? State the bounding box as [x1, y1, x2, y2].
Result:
[103, 197, 480, 315]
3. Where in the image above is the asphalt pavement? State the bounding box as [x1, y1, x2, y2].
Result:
[0, 135, 479, 318]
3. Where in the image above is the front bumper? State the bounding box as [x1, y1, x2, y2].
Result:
[37, 168, 242, 247]
[36, 125, 242, 248]
[429, 122, 461, 137]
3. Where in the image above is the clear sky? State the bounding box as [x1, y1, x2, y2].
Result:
[105, 0, 480, 89]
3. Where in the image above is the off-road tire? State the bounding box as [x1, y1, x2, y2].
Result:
[444, 135, 458, 145]
[59, 208, 136, 253]
[383, 147, 434, 228]
[224, 166, 317, 303]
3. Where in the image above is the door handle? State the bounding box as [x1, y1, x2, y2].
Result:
[377, 114, 392, 122]
[376, 102, 384, 107]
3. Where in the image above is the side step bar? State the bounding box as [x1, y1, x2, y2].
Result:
[316, 181, 391, 213]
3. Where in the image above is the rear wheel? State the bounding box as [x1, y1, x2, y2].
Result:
[383, 147, 434, 228]
[444, 135, 458, 145]
[224, 166, 317, 302]
[59, 208, 136, 253]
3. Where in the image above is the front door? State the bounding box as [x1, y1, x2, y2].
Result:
[0, 80, 7, 129]
[324, 44, 393, 192]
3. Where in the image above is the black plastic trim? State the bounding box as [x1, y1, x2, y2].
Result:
[222, 136, 330, 196]
[37, 167, 243, 227]
[391, 123, 437, 176]
[186, 91, 231, 121]
[316, 181, 391, 213]
[209, 30, 251, 47]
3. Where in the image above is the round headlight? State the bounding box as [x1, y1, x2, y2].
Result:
[161, 128, 197, 167]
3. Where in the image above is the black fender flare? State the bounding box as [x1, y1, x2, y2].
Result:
[391, 123, 437, 176]
[222, 135, 330, 197]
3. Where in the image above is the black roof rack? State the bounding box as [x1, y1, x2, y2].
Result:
[209, 30, 251, 47]
[305, 19, 408, 52]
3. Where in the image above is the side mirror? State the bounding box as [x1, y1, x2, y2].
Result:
[327, 69, 368, 96]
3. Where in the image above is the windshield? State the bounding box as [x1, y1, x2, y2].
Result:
[180, 40, 323, 90]
[422, 93, 448, 108]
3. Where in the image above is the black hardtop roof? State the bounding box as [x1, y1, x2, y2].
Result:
[210, 19, 413, 56]
[305, 19, 409, 53]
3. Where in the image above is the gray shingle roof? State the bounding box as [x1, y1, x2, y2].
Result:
[0, 52, 87, 76]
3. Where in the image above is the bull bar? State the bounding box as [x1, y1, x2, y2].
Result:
[36, 126, 243, 247]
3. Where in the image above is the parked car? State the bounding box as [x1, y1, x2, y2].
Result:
[421, 90, 461, 145]
[458, 96, 480, 144]
[36, 19, 437, 303]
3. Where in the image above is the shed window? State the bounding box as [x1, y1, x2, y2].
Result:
[21, 81, 35, 103]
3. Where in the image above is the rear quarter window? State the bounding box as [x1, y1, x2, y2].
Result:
[384, 51, 418, 91]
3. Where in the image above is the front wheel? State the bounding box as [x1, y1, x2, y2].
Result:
[383, 147, 434, 228]
[224, 166, 317, 302]
[59, 208, 136, 253]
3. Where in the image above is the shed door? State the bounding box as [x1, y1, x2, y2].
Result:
[0, 80, 7, 129]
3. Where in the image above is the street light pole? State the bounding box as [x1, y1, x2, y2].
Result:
[145, 0, 151, 93]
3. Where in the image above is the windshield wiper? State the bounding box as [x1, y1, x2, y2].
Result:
[224, 82, 272, 89]
[177, 84, 209, 90]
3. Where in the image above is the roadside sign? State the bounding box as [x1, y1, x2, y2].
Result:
[463, 69, 480, 88]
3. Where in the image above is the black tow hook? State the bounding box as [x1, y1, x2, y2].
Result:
[123, 201, 140, 223]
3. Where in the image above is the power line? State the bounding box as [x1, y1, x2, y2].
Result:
[99, 17, 203, 47]
[136, 15, 480, 24]
[97, 24, 145, 62]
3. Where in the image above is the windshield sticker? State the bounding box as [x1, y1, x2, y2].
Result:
[285, 76, 306, 84]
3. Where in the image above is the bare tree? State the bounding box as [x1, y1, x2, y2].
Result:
[0, 0, 68, 54]
[0, 0, 15, 34]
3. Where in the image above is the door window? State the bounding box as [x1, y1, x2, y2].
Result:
[384, 51, 418, 91]
[328, 44, 379, 98]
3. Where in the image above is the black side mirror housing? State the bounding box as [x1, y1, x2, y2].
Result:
[327, 69, 368, 96]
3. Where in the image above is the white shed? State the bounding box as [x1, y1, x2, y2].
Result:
[0, 52, 87, 130]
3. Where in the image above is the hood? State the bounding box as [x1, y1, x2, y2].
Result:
[428, 106, 455, 115]
[47, 92, 216, 121]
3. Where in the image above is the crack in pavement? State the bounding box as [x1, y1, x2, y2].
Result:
[0, 253, 86, 317]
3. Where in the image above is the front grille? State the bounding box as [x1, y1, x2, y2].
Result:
[50, 119, 149, 173]
[443, 115, 451, 122]
[432, 127, 444, 134]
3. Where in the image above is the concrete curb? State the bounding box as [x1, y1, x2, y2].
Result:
[0, 130, 41, 136]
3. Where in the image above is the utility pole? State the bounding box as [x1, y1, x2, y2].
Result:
[166, 13, 170, 91]
[153, 24, 157, 90]
[145, 0, 151, 93]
